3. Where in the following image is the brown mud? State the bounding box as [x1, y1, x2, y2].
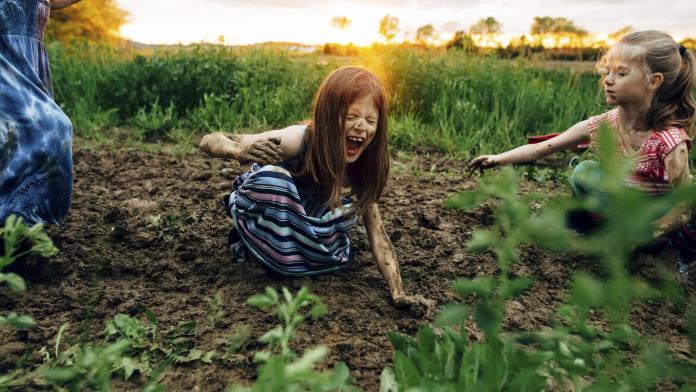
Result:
[1, 145, 693, 391]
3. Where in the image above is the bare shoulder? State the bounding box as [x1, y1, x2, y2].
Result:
[664, 140, 691, 184]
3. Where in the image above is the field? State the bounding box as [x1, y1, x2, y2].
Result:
[1, 45, 695, 391]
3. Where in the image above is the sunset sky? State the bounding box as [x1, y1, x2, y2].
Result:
[117, 0, 696, 45]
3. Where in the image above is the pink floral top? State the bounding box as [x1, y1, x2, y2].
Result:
[588, 109, 692, 194]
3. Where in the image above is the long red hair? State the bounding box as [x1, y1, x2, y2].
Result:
[297, 66, 389, 214]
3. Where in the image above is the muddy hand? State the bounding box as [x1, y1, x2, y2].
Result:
[468, 155, 498, 174]
[392, 294, 437, 319]
[239, 137, 283, 165]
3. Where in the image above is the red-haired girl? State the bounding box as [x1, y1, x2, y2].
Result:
[200, 66, 434, 313]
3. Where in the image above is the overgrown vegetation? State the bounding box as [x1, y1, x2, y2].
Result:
[0, 216, 58, 330]
[381, 131, 696, 390]
[50, 43, 602, 156]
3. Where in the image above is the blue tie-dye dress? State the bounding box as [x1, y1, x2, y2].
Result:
[0, 0, 73, 225]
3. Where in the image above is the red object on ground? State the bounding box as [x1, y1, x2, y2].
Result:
[527, 132, 589, 151]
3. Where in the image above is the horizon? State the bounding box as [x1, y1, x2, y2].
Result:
[116, 0, 696, 46]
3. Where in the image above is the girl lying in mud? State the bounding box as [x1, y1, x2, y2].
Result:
[200, 66, 435, 315]
[470, 30, 696, 275]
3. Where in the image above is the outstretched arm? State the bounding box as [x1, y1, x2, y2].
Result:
[199, 124, 306, 164]
[469, 120, 591, 171]
[50, 0, 82, 10]
[363, 203, 435, 317]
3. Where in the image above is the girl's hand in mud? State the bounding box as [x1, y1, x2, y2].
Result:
[236, 137, 283, 165]
[392, 294, 436, 318]
[199, 133, 283, 165]
[469, 154, 502, 174]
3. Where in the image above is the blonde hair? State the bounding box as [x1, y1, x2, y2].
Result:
[597, 30, 696, 136]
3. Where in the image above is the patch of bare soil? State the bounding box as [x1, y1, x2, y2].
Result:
[1, 146, 693, 391]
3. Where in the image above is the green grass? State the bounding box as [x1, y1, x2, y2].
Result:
[50, 43, 605, 155]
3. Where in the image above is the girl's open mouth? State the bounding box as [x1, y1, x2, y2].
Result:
[346, 136, 365, 156]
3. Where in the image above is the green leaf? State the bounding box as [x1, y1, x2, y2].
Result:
[435, 304, 470, 326]
[570, 274, 604, 308]
[525, 212, 572, 250]
[393, 351, 422, 386]
[285, 345, 328, 378]
[253, 350, 271, 363]
[1, 273, 26, 292]
[387, 331, 416, 353]
[417, 324, 437, 357]
[202, 350, 215, 363]
[225, 325, 251, 355]
[43, 367, 78, 383]
[120, 356, 140, 380]
[444, 190, 489, 211]
[467, 230, 498, 252]
[329, 362, 353, 389]
[379, 368, 399, 392]
[452, 277, 494, 297]
[102, 339, 130, 357]
[247, 293, 276, 310]
[4, 313, 35, 329]
[474, 302, 499, 336]
[259, 326, 284, 344]
[502, 277, 534, 299]
[309, 302, 328, 320]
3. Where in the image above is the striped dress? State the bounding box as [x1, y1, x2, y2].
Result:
[223, 148, 357, 276]
[588, 109, 692, 195]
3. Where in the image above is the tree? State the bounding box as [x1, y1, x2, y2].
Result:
[608, 26, 633, 42]
[330, 16, 352, 31]
[469, 17, 501, 35]
[681, 38, 696, 50]
[469, 17, 502, 47]
[530, 16, 587, 47]
[446, 31, 476, 53]
[415, 24, 437, 46]
[45, 0, 128, 45]
[378, 15, 399, 42]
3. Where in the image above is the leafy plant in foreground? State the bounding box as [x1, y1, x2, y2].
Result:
[0, 215, 58, 329]
[2, 310, 218, 391]
[228, 286, 357, 392]
[102, 311, 215, 381]
[381, 129, 696, 391]
[381, 167, 564, 392]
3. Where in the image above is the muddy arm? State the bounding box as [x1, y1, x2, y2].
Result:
[363, 203, 435, 316]
[199, 125, 305, 164]
[654, 141, 693, 237]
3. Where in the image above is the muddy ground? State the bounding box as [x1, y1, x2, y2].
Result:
[1, 143, 694, 391]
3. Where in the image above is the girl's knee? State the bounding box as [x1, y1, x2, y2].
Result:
[570, 160, 603, 197]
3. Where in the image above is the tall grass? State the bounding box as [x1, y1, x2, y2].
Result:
[49, 43, 605, 155]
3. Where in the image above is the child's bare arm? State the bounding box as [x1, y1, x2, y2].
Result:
[199, 125, 305, 164]
[50, 0, 82, 10]
[362, 203, 435, 317]
[665, 141, 692, 185]
[655, 141, 693, 237]
[469, 120, 590, 171]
